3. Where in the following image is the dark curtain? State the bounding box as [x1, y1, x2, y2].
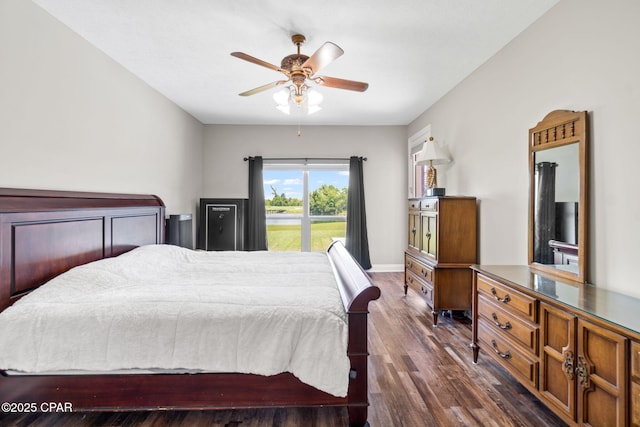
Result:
[346, 156, 371, 269]
[247, 156, 268, 251]
[534, 161, 557, 264]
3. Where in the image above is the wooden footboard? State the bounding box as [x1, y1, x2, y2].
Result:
[328, 240, 382, 425]
[0, 188, 380, 427]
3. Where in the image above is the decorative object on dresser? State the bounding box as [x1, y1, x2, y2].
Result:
[470, 110, 640, 426]
[415, 136, 450, 197]
[404, 196, 477, 325]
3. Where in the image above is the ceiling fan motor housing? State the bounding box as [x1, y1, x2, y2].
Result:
[281, 54, 310, 73]
[282, 34, 311, 82]
[282, 50, 311, 95]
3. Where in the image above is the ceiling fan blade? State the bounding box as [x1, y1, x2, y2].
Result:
[301, 42, 344, 74]
[314, 76, 369, 92]
[239, 80, 288, 96]
[231, 52, 288, 74]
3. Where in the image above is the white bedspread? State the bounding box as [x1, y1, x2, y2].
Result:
[0, 245, 350, 397]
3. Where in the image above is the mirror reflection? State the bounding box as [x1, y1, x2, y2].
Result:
[533, 143, 579, 271]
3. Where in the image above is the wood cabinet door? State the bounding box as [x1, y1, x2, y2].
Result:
[577, 318, 628, 427]
[633, 381, 640, 427]
[420, 213, 437, 259]
[408, 211, 420, 251]
[540, 302, 577, 423]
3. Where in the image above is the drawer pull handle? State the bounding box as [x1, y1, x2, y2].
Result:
[425, 231, 432, 239]
[411, 227, 416, 235]
[563, 350, 575, 380]
[491, 313, 512, 330]
[576, 355, 591, 389]
[490, 339, 511, 359]
[491, 287, 511, 303]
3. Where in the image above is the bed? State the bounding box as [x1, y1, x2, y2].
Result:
[0, 188, 380, 426]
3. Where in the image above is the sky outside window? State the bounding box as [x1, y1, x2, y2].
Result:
[263, 170, 349, 201]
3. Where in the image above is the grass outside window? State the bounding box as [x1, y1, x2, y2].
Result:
[267, 220, 346, 252]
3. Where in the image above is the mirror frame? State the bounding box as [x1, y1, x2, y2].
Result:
[528, 110, 589, 283]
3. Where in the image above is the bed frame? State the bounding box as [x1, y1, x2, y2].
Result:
[0, 188, 380, 426]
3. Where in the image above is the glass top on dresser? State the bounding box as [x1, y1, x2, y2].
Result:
[472, 265, 640, 336]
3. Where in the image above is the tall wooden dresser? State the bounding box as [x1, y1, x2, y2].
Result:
[404, 196, 477, 325]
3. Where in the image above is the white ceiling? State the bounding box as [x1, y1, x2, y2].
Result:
[32, 0, 559, 126]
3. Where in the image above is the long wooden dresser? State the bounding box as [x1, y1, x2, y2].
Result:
[471, 265, 640, 426]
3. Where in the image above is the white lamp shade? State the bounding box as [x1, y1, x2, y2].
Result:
[276, 104, 291, 115]
[307, 87, 323, 106]
[273, 88, 290, 106]
[307, 104, 322, 115]
[416, 139, 450, 166]
[273, 86, 323, 116]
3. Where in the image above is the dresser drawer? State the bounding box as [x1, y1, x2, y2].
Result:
[405, 254, 433, 284]
[408, 199, 421, 210]
[478, 320, 538, 389]
[420, 198, 438, 212]
[476, 274, 537, 323]
[406, 269, 434, 304]
[477, 294, 539, 354]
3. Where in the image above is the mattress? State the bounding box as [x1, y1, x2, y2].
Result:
[0, 244, 350, 397]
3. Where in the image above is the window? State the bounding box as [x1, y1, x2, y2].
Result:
[408, 125, 431, 198]
[411, 149, 427, 198]
[263, 160, 349, 252]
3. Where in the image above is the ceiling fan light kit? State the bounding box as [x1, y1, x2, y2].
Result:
[273, 86, 323, 115]
[231, 34, 368, 116]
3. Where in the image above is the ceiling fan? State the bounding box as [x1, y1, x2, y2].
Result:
[231, 34, 369, 108]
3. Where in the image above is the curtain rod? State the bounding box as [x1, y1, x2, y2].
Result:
[243, 156, 367, 161]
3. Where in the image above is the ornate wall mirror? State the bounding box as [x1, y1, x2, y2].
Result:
[528, 110, 589, 283]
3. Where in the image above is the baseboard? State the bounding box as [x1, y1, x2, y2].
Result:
[368, 264, 404, 273]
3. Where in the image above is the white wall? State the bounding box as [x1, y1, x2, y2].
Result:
[203, 125, 407, 270]
[0, 0, 203, 216]
[408, 0, 640, 296]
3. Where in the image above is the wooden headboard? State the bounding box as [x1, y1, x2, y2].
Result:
[0, 188, 165, 311]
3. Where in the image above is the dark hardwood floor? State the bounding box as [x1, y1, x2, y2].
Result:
[0, 272, 566, 427]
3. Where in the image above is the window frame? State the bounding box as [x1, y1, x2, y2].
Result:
[264, 159, 349, 251]
[408, 125, 432, 198]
